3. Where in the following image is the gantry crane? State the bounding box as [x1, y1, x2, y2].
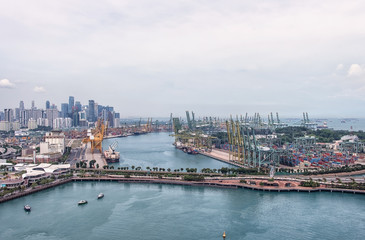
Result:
[82, 119, 107, 153]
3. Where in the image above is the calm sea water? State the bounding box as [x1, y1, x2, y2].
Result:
[0, 182, 364, 240]
[285, 118, 365, 131]
[103, 132, 234, 170]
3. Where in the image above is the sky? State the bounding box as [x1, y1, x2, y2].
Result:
[1, 0, 365, 118]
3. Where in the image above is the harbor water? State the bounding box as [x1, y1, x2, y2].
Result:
[103, 132, 235, 170]
[0, 182, 364, 240]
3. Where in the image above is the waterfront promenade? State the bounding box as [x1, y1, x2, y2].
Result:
[1, 175, 364, 204]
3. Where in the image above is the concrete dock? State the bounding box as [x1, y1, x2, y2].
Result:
[84, 143, 107, 167]
[200, 149, 245, 168]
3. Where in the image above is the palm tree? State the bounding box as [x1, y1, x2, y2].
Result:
[167, 168, 171, 172]
[131, 165, 135, 170]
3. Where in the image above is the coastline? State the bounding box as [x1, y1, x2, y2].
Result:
[1, 176, 364, 204]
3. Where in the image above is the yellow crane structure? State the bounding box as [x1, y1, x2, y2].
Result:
[146, 117, 153, 132]
[226, 119, 245, 163]
[82, 120, 107, 153]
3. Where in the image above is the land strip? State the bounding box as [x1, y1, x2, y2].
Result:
[1, 176, 364, 204]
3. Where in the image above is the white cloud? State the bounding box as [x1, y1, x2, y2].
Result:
[1, 1, 365, 116]
[347, 64, 364, 77]
[0, 79, 15, 88]
[33, 86, 46, 93]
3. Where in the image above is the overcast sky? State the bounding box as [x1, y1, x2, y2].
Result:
[1, 0, 365, 118]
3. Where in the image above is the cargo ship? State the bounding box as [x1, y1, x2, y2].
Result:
[104, 141, 120, 163]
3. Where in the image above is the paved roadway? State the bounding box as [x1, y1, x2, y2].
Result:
[66, 145, 85, 166]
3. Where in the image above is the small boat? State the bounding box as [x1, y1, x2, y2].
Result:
[97, 193, 104, 199]
[24, 205, 31, 211]
[78, 200, 88, 205]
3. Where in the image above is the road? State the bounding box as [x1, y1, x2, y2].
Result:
[66, 145, 84, 166]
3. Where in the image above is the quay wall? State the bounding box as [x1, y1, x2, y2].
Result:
[0, 178, 73, 204]
[73, 177, 365, 194]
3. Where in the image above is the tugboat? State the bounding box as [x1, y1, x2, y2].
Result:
[97, 193, 104, 199]
[24, 205, 31, 212]
[78, 200, 88, 205]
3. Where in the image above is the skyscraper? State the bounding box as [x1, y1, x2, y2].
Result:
[75, 101, 82, 112]
[19, 101, 24, 110]
[68, 96, 74, 114]
[46, 108, 59, 128]
[61, 103, 69, 118]
[31, 100, 35, 109]
[4, 109, 14, 122]
[88, 100, 95, 122]
[20, 110, 29, 127]
[46, 100, 50, 109]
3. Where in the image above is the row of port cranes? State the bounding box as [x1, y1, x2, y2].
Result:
[172, 111, 364, 171]
[171, 111, 289, 170]
[225, 118, 282, 171]
[171, 111, 288, 134]
[227, 116, 363, 170]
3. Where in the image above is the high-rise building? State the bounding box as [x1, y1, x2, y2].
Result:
[72, 112, 79, 127]
[20, 110, 29, 127]
[46, 100, 50, 109]
[46, 108, 59, 128]
[88, 100, 95, 122]
[15, 108, 20, 121]
[4, 109, 14, 122]
[28, 118, 38, 130]
[30, 109, 43, 120]
[61, 103, 69, 118]
[94, 102, 99, 119]
[75, 101, 82, 112]
[68, 96, 74, 114]
[31, 100, 35, 109]
[19, 101, 24, 110]
[107, 111, 115, 128]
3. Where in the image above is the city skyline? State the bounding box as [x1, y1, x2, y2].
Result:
[1, 1, 365, 118]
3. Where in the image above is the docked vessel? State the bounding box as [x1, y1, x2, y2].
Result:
[104, 141, 120, 163]
[24, 205, 31, 211]
[97, 193, 104, 199]
[317, 121, 329, 129]
[78, 200, 88, 205]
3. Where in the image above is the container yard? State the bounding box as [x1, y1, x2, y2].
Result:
[172, 111, 365, 172]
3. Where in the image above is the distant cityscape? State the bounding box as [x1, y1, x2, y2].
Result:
[0, 96, 120, 131]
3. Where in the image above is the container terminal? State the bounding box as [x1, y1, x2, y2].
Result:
[172, 111, 365, 173]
